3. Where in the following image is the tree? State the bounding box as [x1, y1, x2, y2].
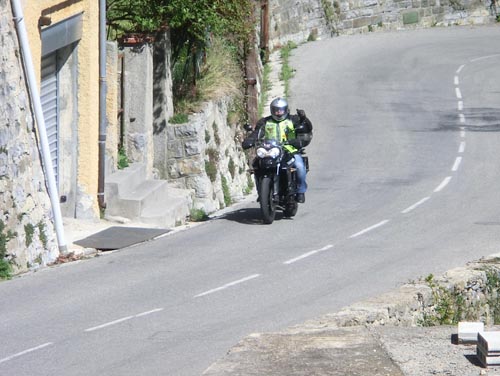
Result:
[107, 0, 255, 108]
[107, 0, 254, 60]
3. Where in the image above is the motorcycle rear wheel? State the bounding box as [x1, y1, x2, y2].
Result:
[260, 176, 276, 224]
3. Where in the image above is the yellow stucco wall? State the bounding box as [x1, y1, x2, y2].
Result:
[23, 0, 100, 217]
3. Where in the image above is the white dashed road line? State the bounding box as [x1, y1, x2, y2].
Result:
[85, 316, 135, 332]
[194, 274, 261, 298]
[85, 308, 164, 332]
[284, 245, 334, 265]
[452, 156, 462, 172]
[459, 141, 466, 153]
[349, 220, 390, 239]
[0, 342, 53, 364]
[401, 197, 431, 214]
[434, 176, 452, 192]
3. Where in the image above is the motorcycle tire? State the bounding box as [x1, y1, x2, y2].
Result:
[284, 202, 298, 217]
[260, 176, 276, 224]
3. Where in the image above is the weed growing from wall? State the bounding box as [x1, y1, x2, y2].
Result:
[37, 221, 48, 249]
[169, 113, 189, 124]
[25, 223, 35, 247]
[421, 272, 499, 326]
[221, 175, 232, 207]
[205, 147, 220, 182]
[205, 161, 217, 182]
[321, 0, 341, 35]
[0, 219, 17, 280]
[423, 274, 468, 326]
[485, 268, 500, 324]
[117, 146, 129, 169]
[212, 122, 221, 146]
[228, 157, 236, 179]
[189, 208, 209, 222]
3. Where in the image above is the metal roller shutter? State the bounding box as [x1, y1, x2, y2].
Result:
[40, 52, 59, 186]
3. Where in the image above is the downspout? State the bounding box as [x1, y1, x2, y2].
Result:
[11, 0, 67, 253]
[98, 0, 107, 210]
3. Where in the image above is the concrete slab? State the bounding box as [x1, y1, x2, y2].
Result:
[203, 326, 404, 376]
[73, 226, 169, 251]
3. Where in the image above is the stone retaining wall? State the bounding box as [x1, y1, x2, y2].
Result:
[268, 0, 492, 50]
[298, 254, 500, 330]
[166, 98, 251, 214]
[0, 0, 59, 275]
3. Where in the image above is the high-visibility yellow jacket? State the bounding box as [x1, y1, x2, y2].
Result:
[263, 118, 297, 153]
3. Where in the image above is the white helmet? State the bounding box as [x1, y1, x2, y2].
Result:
[270, 97, 289, 122]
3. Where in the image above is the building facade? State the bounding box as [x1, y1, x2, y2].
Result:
[23, 0, 101, 219]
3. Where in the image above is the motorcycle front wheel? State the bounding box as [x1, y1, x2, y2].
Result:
[260, 176, 276, 224]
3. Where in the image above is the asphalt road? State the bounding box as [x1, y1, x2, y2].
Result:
[2, 25, 500, 376]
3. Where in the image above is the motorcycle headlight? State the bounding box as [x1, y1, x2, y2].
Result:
[256, 147, 281, 158]
[256, 147, 268, 158]
[269, 147, 280, 158]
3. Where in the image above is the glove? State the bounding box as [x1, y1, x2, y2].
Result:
[242, 138, 255, 150]
[296, 109, 306, 121]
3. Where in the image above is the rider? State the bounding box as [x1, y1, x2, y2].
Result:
[243, 97, 313, 203]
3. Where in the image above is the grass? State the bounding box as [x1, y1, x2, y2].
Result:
[280, 42, 297, 98]
[172, 37, 244, 116]
[197, 39, 243, 102]
[258, 64, 272, 117]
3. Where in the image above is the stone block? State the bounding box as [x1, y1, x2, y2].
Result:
[185, 139, 202, 156]
[477, 332, 500, 367]
[458, 321, 484, 343]
[175, 124, 198, 138]
[353, 16, 373, 27]
[403, 11, 420, 24]
[479, 331, 500, 352]
[167, 140, 184, 159]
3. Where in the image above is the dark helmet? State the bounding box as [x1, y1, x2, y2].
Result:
[270, 97, 289, 122]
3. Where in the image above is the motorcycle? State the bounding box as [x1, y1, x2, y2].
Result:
[246, 133, 309, 224]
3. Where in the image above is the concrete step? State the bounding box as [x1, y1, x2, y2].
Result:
[110, 179, 168, 219]
[105, 163, 148, 199]
[105, 162, 194, 227]
[140, 187, 193, 228]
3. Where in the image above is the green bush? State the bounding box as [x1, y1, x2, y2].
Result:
[190, 208, 209, 222]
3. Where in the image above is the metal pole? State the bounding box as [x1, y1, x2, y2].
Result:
[98, 0, 107, 209]
[11, 0, 67, 253]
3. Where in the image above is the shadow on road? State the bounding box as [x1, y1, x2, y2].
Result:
[218, 207, 293, 225]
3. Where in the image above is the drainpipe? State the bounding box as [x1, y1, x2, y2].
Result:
[98, 0, 107, 210]
[11, 0, 67, 253]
